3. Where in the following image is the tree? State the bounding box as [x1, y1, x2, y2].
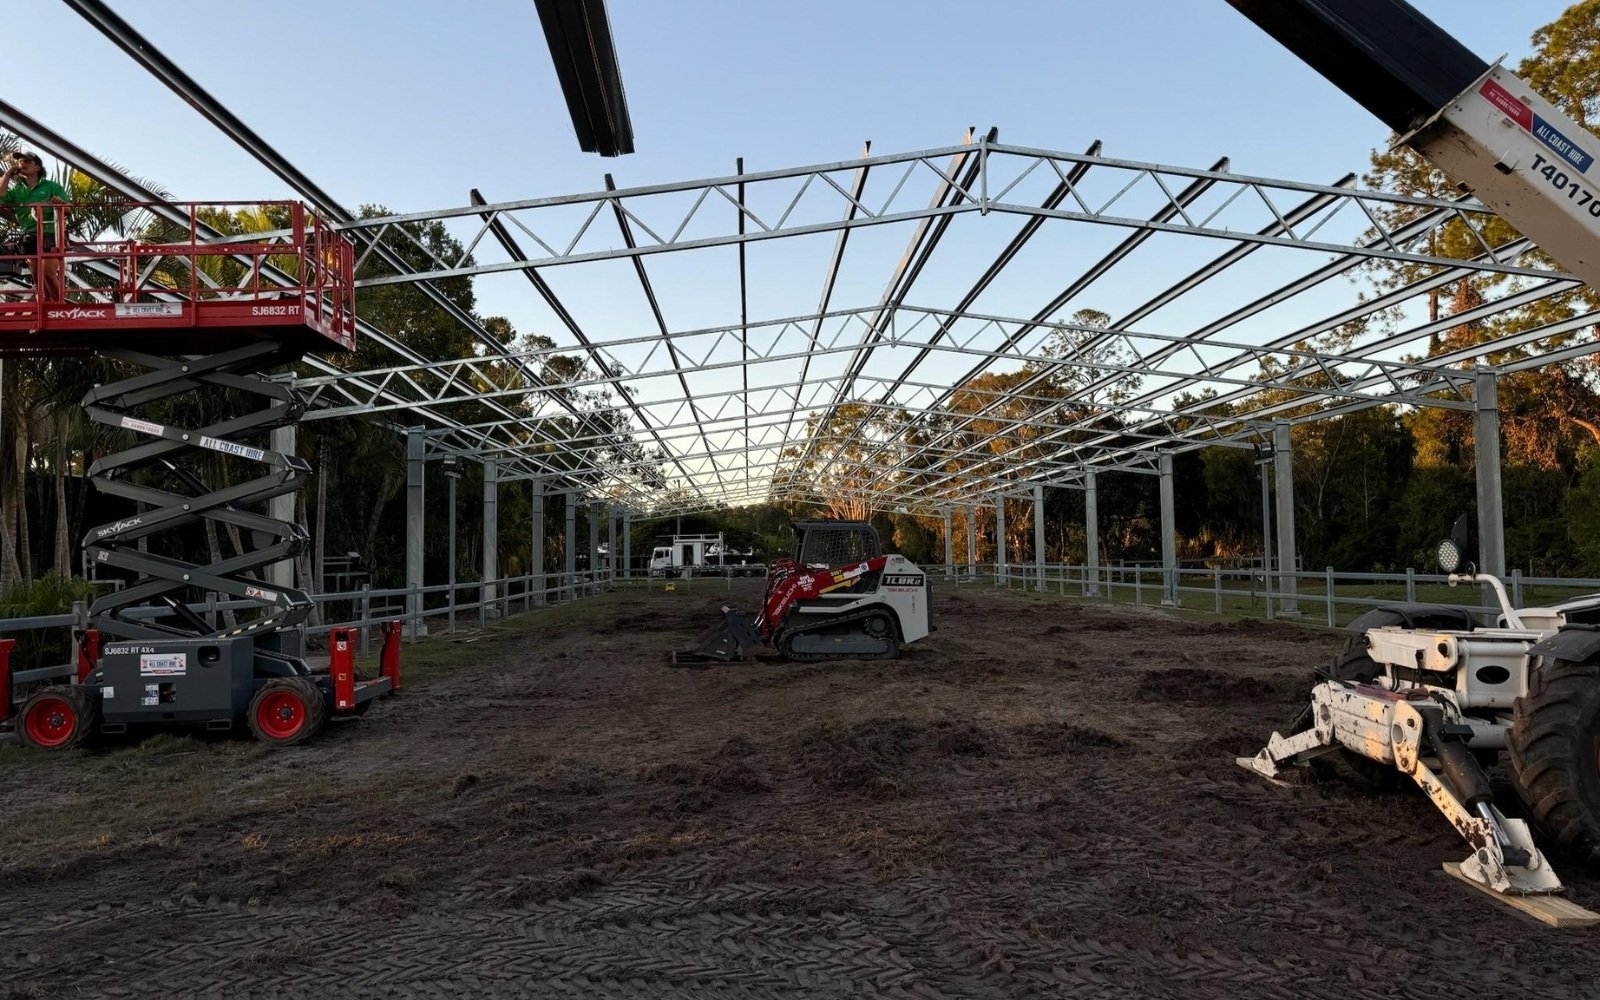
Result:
[775, 402, 907, 520]
[1520, 1, 1600, 132]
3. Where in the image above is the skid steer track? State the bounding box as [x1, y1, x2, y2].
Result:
[777, 607, 901, 662]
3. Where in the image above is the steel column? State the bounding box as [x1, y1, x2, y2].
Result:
[1260, 449, 1274, 606]
[1033, 484, 1046, 592]
[1273, 421, 1299, 614]
[1159, 453, 1177, 606]
[967, 506, 977, 578]
[943, 509, 953, 575]
[995, 502, 1007, 584]
[530, 479, 545, 606]
[482, 458, 498, 614]
[622, 511, 632, 581]
[564, 492, 577, 600]
[405, 428, 425, 634]
[1475, 367, 1506, 578]
[1085, 471, 1100, 597]
[588, 502, 600, 594]
[608, 508, 617, 585]
[447, 472, 457, 624]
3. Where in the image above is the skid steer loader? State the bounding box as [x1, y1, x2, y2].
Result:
[671, 520, 932, 665]
[1239, 519, 1600, 897]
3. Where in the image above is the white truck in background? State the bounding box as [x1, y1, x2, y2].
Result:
[648, 533, 766, 578]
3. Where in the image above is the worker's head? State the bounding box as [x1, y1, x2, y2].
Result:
[11, 152, 42, 178]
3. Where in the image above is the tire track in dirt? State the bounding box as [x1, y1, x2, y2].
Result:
[5, 584, 1600, 999]
[1, 882, 950, 999]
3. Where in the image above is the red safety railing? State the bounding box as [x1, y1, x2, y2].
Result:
[0, 200, 356, 352]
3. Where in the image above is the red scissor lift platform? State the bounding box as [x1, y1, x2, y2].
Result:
[0, 200, 355, 358]
[0, 202, 399, 748]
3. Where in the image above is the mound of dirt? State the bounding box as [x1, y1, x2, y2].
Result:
[797, 716, 1001, 798]
[1132, 667, 1279, 705]
[641, 735, 771, 815]
[1011, 721, 1130, 754]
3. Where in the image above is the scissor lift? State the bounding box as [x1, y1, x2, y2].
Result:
[0, 202, 399, 748]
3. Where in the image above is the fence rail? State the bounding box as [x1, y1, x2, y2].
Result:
[0, 568, 620, 683]
[7, 560, 1600, 679]
[966, 561, 1600, 629]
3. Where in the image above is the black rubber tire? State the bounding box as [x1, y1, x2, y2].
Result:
[1284, 642, 1381, 735]
[1508, 657, 1600, 866]
[1324, 640, 1382, 684]
[246, 677, 327, 746]
[16, 685, 98, 751]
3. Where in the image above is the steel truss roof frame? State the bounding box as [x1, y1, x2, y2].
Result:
[297, 304, 1478, 423]
[469, 186, 701, 492]
[884, 261, 1577, 504]
[309, 138, 1591, 513]
[337, 142, 1550, 285]
[39, 0, 1600, 517]
[817, 152, 1268, 498]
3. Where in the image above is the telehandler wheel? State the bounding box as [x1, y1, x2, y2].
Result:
[17, 685, 98, 751]
[1323, 642, 1382, 684]
[1284, 642, 1380, 734]
[247, 677, 327, 746]
[1508, 657, 1600, 865]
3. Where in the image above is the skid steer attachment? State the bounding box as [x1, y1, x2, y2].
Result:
[671, 608, 761, 666]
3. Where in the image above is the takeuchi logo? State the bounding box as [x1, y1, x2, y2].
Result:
[46, 306, 111, 320]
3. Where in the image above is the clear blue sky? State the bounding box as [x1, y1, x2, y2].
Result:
[7, 1, 1567, 204]
[1, 1, 1580, 397]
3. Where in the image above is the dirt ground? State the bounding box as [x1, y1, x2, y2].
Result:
[2, 580, 1599, 999]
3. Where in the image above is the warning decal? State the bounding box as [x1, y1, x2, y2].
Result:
[140, 653, 187, 677]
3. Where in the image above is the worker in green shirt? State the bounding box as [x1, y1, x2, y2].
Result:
[1, 151, 68, 302]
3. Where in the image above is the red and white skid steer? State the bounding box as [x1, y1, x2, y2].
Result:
[672, 520, 933, 665]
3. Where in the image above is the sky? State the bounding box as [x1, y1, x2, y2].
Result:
[4, 2, 1572, 282]
[0, 0, 1584, 496]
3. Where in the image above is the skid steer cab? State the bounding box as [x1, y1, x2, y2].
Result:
[672, 519, 933, 665]
[1239, 518, 1600, 898]
[2, 623, 403, 751]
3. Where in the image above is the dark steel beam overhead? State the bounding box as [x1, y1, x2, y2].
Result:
[535, 0, 635, 157]
[1224, 0, 1488, 135]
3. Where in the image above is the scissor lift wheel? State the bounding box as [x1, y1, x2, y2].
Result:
[247, 678, 326, 746]
[17, 686, 98, 751]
